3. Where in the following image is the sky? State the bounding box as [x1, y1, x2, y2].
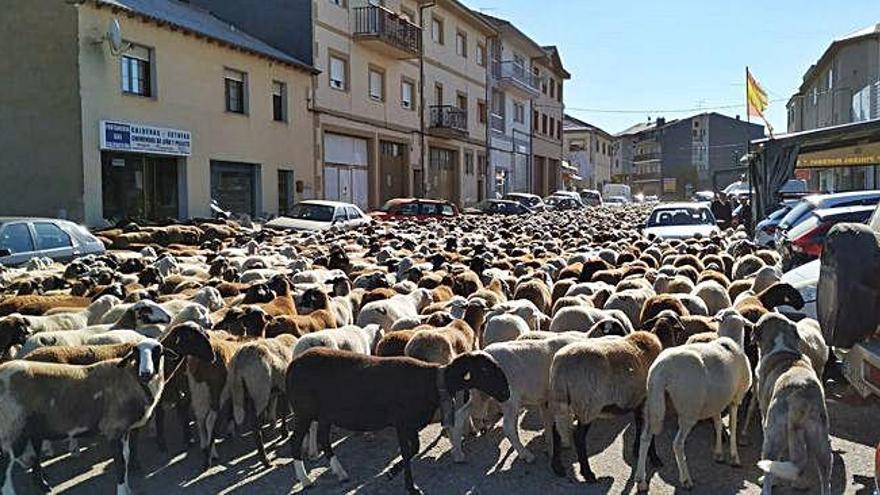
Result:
[466, 0, 876, 136]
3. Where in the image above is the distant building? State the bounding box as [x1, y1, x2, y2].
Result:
[620, 114, 763, 200]
[786, 23, 880, 191]
[562, 115, 615, 190]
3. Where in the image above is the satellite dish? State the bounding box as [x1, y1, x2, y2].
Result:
[104, 18, 130, 56]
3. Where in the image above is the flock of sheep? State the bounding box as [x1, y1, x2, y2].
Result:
[0, 205, 835, 494]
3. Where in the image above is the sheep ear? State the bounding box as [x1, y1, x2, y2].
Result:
[163, 347, 180, 361]
[463, 371, 471, 382]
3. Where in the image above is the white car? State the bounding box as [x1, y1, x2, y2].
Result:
[778, 259, 819, 320]
[265, 200, 370, 232]
[643, 203, 720, 240]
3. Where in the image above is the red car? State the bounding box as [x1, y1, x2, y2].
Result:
[371, 198, 459, 221]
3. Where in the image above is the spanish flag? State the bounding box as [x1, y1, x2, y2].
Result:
[746, 68, 769, 119]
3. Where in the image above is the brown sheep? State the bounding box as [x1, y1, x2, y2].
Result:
[674, 265, 700, 283]
[577, 259, 613, 283]
[450, 270, 483, 297]
[734, 282, 804, 324]
[697, 270, 730, 288]
[431, 285, 455, 303]
[264, 310, 337, 338]
[0, 295, 91, 317]
[375, 330, 415, 357]
[727, 279, 754, 302]
[404, 319, 476, 365]
[672, 254, 705, 273]
[362, 287, 397, 306]
[557, 262, 583, 280]
[513, 278, 552, 315]
[255, 277, 297, 317]
[639, 294, 690, 326]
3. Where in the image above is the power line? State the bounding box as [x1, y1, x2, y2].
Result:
[565, 97, 789, 114]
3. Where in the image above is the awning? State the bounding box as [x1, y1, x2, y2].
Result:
[560, 161, 578, 172]
[566, 174, 583, 182]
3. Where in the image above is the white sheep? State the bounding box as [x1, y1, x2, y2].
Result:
[690, 280, 731, 316]
[451, 333, 591, 464]
[635, 319, 752, 490]
[0, 295, 120, 334]
[482, 313, 531, 347]
[355, 289, 433, 330]
[549, 306, 633, 334]
[673, 294, 710, 316]
[603, 287, 654, 328]
[485, 299, 550, 332]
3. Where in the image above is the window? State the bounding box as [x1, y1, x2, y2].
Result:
[457, 93, 467, 111]
[0, 223, 34, 254]
[549, 79, 556, 98]
[476, 43, 486, 67]
[812, 86, 818, 105]
[542, 114, 548, 134]
[369, 67, 384, 101]
[329, 54, 347, 91]
[533, 110, 539, 129]
[345, 207, 362, 221]
[224, 69, 247, 114]
[456, 31, 468, 58]
[34, 223, 71, 250]
[557, 83, 562, 102]
[401, 79, 414, 110]
[514, 102, 525, 123]
[549, 118, 555, 137]
[431, 17, 444, 44]
[121, 44, 151, 97]
[400, 7, 415, 22]
[828, 68, 833, 89]
[434, 83, 443, 106]
[329, 0, 345, 6]
[465, 152, 474, 175]
[272, 81, 287, 122]
[477, 100, 487, 124]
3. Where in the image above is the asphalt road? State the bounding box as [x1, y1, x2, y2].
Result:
[25, 382, 879, 495]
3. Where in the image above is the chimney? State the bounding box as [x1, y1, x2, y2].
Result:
[656, 117, 666, 127]
[736, 114, 741, 120]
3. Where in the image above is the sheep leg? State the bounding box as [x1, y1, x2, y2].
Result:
[740, 392, 758, 446]
[113, 432, 132, 495]
[500, 399, 534, 463]
[712, 415, 725, 463]
[28, 438, 51, 494]
[253, 412, 271, 468]
[728, 403, 741, 467]
[203, 410, 218, 469]
[549, 424, 567, 478]
[573, 421, 596, 483]
[318, 423, 348, 482]
[0, 448, 15, 495]
[451, 397, 474, 463]
[289, 415, 315, 489]
[307, 421, 319, 459]
[672, 420, 696, 490]
[127, 430, 142, 475]
[177, 399, 193, 448]
[155, 407, 168, 453]
[632, 407, 662, 467]
[394, 427, 422, 495]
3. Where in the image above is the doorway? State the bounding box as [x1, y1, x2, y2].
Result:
[101, 152, 180, 223]
[211, 161, 260, 216]
[380, 141, 406, 203]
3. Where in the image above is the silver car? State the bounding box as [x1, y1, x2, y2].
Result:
[0, 217, 105, 266]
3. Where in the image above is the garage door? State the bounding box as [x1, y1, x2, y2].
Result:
[211, 161, 260, 216]
[323, 133, 369, 209]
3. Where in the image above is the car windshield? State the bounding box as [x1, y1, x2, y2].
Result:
[779, 199, 817, 230]
[289, 204, 335, 222]
[647, 208, 714, 227]
[766, 206, 791, 222]
[379, 201, 399, 212]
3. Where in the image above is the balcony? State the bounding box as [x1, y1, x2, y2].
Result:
[633, 151, 661, 162]
[492, 61, 541, 98]
[490, 113, 505, 133]
[428, 105, 468, 137]
[352, 5, 421, 59]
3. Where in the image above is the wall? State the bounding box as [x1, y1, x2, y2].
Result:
[706, 114, 763, 190]
[0, 0, 85, 220]
[77, 4, 315, 224]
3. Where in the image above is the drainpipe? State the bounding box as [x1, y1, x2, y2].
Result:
[418, 3, 435, 198]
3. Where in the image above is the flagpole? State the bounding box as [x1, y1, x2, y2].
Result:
[745, 66, 755, 235]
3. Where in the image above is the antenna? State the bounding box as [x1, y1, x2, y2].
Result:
[100, 18, 131, 56]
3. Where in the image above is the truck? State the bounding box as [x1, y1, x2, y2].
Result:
[602, 183, 631, 201]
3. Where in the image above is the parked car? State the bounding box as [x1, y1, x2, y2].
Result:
[754, 205, 792, 247]
[602, 183, 632, 201]
[775, 190, 880, 244]
[692, 191, 714, 203]
[579, 189, 603, 207]
[463, 199, 532, 216]
[605, 196, 630, 205]
[265, 200, 370, 232]
[722, 178, 808, 200]
[643, 203, 719, 240]
[0, 217, 105, 266]
[544, 195, 583, 210]
[503, 192, 546, 212]
[549, 190, 585, 206]
[371, 198, 458, 221]
[779, 205, 875, 271]
[644, 195, 659, 203]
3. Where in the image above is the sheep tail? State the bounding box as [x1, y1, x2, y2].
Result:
[757, 460, 800, 481]
[231, 371, 247, 427]
[644, 370, 667, 434]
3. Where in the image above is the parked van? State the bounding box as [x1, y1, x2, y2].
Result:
[602, 183, 631, 201]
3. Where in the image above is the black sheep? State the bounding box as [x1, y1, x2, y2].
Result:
[285, 349, 510, 494]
